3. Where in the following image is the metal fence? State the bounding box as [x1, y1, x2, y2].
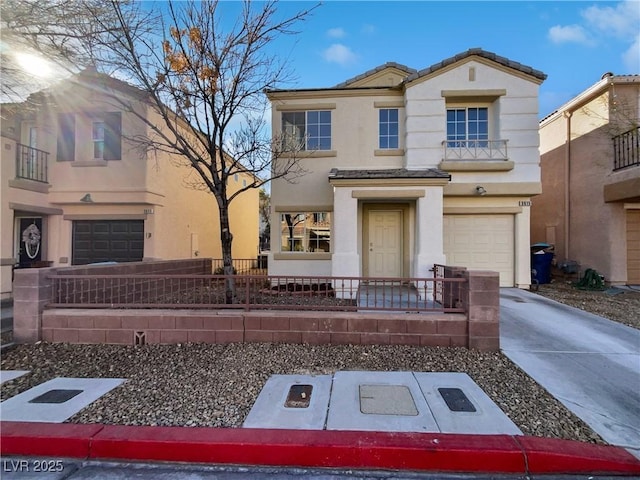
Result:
[613, 126, 639, 171]
[16, 143, 49, 183]
[48, 274, 466, 313]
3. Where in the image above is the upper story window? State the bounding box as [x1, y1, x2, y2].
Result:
[379, 108, 399, 149]
[446, 107, 488, 147]
[57, 112, 122, 161]
[282, 110, 331, 151]
[92, 121, 105, 159]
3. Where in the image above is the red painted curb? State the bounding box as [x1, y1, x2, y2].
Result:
[1, 422, 639, 475]
[515, 436, 640, 474]
[0, 422, 103, 458]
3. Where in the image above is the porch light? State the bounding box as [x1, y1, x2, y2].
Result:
[80, 193, 94, 203]
[475, 186, 487, 196]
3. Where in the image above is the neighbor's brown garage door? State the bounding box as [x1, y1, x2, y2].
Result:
[627, 210, 640, 285]
[72, 220, 144, 265]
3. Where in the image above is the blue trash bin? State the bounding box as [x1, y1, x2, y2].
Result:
[531, 252, 554, 284]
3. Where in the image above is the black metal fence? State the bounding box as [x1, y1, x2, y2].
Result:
[16, 143, 48, 183]
[613, 126, 639, 171]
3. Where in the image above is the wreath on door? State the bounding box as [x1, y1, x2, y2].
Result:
[22, 223, 41, 259]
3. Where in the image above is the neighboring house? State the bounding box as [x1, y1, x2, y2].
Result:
[1, 68, 259, 299]
[532, 74, 640, 285]
[266, 49, 546, 287]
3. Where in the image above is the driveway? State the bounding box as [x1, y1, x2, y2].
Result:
[500, 288, 640, 458]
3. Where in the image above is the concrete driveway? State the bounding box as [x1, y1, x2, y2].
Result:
[500, 288, 640, 458]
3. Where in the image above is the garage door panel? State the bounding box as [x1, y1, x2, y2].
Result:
[444, 215, 514, 287]
[72, 220, 144, 265]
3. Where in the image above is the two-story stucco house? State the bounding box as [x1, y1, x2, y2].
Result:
[532, 74, 639, 285]
[1, 68, 259, 299]
[266, 49, 546, 288]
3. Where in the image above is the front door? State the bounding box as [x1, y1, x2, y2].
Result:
[18, 217, 43, 267]
[368, 210, 402, 277]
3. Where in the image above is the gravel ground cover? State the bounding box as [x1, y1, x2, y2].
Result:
[534, 281, 640, 329]
[1, 341, 603, 444]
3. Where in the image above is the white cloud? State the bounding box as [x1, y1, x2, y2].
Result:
[548, 24, 592, 45]
[322, 43, 357, 66]
[327, 27, 346, 39]
[582, 0, 640, 38]
[622, 34, 640, 72]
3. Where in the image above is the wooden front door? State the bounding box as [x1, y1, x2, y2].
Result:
[368, 210, 402, 277]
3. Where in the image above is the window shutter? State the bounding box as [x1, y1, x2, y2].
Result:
[103, 112, 122, 160]
[56, 113, 75, 161]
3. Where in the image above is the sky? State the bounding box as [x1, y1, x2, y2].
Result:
[218, 0, 640, 117]
[3, 0, 638, 117]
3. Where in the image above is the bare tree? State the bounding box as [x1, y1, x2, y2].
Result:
[87, 1, 313, 302]
[5, 0, 313, 302]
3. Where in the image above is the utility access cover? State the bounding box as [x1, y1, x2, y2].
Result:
[359, 385, 418, 415]
[29, 389, 83, 404]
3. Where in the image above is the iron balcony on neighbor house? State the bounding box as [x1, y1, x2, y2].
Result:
[613, 126, 639, 171]
[442, 139, 508, 161]
[16, 143, 49, 183]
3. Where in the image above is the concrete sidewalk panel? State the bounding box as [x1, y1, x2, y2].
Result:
[243, 374, 331, 430]
[326, 371, 438, 432]
[414, 372, 522, 435]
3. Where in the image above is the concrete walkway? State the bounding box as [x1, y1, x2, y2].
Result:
[500, 288, 640, 458]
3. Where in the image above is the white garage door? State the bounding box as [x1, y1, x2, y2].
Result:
[443, 215, 514, 287]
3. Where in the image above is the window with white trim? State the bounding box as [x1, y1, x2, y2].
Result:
[92, 121, 105, 159]
[379, 108, 399, 149]
[280, 212, 331, 252]
[282, 111, 331, 150]
[446, 107, 488, 147]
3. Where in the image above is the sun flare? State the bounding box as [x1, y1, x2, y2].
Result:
[15, 52, 53, 78]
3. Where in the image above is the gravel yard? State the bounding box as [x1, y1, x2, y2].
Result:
[1, 341, 603, 445]
[4, 279, 635, 447]
[534, 281, 640, 330]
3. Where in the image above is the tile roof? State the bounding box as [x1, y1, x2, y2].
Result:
[405, 48, 547, 82]
[334, 62, 418, 88]
[328, 168, 451, 180]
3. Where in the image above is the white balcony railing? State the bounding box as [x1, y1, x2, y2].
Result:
[442, 139, 508, 161]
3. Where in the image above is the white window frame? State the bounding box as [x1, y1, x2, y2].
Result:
[92, 120, 105, 160]
[281, 111, 332, 151]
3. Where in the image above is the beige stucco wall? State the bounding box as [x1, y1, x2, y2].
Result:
[1, 79, 258, 298]
[269, 56, 543, 285]
[534, 80, 639, 284]
[405, 58, 542, 185]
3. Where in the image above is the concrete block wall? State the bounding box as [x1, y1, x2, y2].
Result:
[461, 270, 500, 350]
[14, 260, 501, 350]
[41, 309, 468, 347]
[13, 259, 212, 343]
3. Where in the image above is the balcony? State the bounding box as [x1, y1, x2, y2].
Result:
[16, 143, 49, 183]
[440, 139, 513, 172]
[442, 139, 508, 161]
[613, 126, 639, 171]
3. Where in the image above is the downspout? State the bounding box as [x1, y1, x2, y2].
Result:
[563, 110, 572, 261]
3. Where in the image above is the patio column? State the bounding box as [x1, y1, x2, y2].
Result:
[331, 186, 360, 277]
[415, 186, 446, 278]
